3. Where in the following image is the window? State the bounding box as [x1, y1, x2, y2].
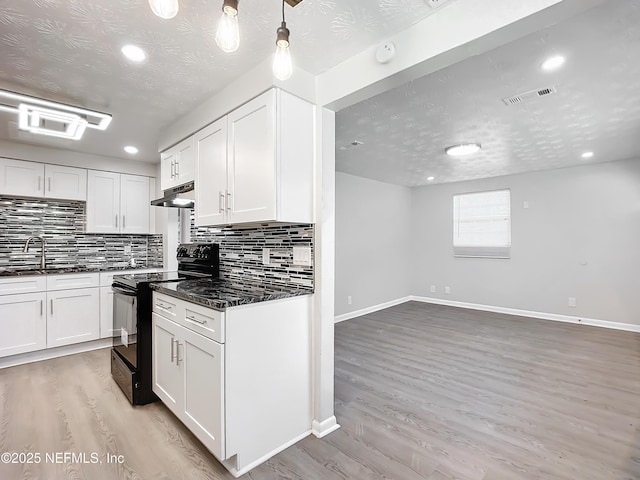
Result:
[453, 189, 511, 258]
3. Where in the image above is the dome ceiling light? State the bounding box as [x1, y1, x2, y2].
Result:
[445, 143, 482, 157]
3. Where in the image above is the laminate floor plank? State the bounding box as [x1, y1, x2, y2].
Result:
[1, 301, 639, 479]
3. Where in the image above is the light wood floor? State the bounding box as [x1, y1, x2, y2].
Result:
[2, 301, 640, 479]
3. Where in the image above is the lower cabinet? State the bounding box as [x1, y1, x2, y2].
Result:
[47, 288, 100, 348]
[99, 286, 115, 339]
[0, 292, 47, 358]
[152, 313, 225, 459]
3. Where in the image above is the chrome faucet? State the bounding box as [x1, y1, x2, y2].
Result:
[23, 236, 46, 269]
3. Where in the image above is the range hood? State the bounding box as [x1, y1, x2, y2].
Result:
[151, 181, 195, 208]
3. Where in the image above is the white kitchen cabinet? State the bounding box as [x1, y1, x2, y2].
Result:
[0, 292, 47, 358]
[194, 117, 227, 226]
[47, 287, 100, 348]
[152, 313, 182, 411]
[44, 164, 87, 201]
[0, 158, 87, 201]
[194, 89, 314, 227]
[99, 286, 114, 339]
[152, 312, 225, 459]
[161, 137, 195, 191]
[86, 170, 152, 234]
[121, 174, 150, 234]
[0, 158, 45, 198]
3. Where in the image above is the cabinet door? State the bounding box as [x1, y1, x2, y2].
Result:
[160, 149, 177, 191]
[152, 313, 181, 411]
[120, 174, 150, 234]
[194, 118, 228, 226]
[176, 137, 195, 186]
[99, 286, 115, 339]
[180, 324, 226, 460]
[44, 164, 87, 201]
[0, 158, 45, 198]
[227, 90, 277, 224]
[86, 171, 121, 233]
[47, 288, 100, 348]
[0, 292, 46, 358]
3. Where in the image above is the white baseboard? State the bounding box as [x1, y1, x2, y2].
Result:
[410, 296, 640, 333]
[223, 429, 312, 478]
[311, 416, 340, 438]
[335, 296, 412, 323]
[0, 339, 112, 369]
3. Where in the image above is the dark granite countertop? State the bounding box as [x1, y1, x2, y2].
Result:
[0, 265, 163, 277]
[150, 278, 313, 310]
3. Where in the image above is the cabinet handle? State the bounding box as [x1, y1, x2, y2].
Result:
[175, 160, 180, 177]
[48, 177, 51, 192]
[40, 299, 43, 316]
[219, 191, 225, 213]
[226, 191, 232, 211]
[170, 338, 175, 363]
[115, 215, 118, 228]
[37, 176, 41, 192]
[50, 299, 53, 315]
[171, 161, 175, 179]
[186, 314, 206, 325]
[176, 342, 183, 365]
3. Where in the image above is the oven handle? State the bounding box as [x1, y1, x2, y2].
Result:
[112, 285, 137, 296]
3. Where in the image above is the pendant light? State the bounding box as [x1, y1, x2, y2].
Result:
[216, 0, 240, 53]
[273, 0, 293, 81]
[148, 0, 179, 19]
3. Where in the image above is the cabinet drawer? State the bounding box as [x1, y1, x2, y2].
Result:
[153, 293, 181, 319]
[184, 303, 225, 343]
[47, 273, 100, 291]
[0, 276, 47, 295]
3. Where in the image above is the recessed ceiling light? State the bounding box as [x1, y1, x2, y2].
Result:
[581, 151, 594, 159]
[427, 176, 435, 181]
[541, 55, 565, 72]
[121, 44, 147, 63]
[445, 143, 481, 157]
[124, 146, 139, 155]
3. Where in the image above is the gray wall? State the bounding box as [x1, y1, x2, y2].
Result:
[335, 172, 412, 317]
[410, 158, 640, 325]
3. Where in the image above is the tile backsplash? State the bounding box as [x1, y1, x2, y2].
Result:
[189, 211, 314, 290]
[0, 197, 163, 271]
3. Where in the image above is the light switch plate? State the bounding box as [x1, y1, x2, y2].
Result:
[124, 244, 132, 255]
[293, 247, 312, 266]
[262, 248, 270, 266]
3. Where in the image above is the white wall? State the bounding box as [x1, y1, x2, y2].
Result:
[0, 139, 157, 177]
[335, 172, 412, 317]
[410, 158, 640, 325]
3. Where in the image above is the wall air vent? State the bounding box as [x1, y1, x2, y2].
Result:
[502, 86, 557, 106]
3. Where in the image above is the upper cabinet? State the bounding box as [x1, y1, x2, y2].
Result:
[0, 158, 87, 201]
[161, 136, 195, 191]
[193, 89, 314, 227]
[86, 171, 151, 234]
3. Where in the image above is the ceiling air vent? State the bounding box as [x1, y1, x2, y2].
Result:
[502, 86, 557, 106]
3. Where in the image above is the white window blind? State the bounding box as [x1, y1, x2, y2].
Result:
[453, 189, 511, 258]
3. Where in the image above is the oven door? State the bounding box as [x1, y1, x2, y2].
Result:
[112, 284, 138, 370]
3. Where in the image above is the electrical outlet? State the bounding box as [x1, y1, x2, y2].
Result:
[430, 285, 436, 293]
[445, 286, 451, 295]
[568, 297, 576, 308]
[262, 248, 270, 266]
[293, 246, 312, 267]
[348, 296, 352, 305]
[124, 244, 132, 256]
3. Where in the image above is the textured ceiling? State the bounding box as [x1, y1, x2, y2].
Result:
[336, 0, 640, 187]
[0, 0, 450, 163]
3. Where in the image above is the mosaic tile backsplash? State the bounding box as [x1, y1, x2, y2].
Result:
[0, 197, 163, 271]
[189, 211, 314, 290]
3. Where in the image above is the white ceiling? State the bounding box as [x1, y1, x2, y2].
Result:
[335, 0, 640, 187]
[0, 0, 451, 163]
